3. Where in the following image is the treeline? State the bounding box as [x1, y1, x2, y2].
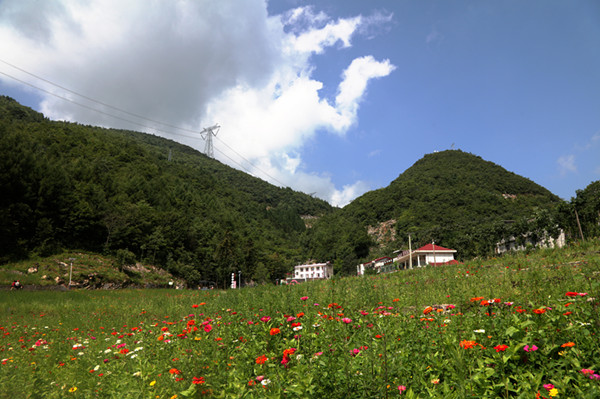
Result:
[0, 96, 332, 286]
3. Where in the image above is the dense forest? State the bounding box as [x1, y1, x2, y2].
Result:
[0, 96, 333, 287]
[1, 96, 599, 284]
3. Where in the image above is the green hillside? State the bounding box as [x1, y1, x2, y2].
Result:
[3, 96, 597, 285]
[0, 96, 332, 286]
[304, 150, 563, 270]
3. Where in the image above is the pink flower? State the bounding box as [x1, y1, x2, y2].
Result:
[543, 384, 554, 391]
[398, 385, 407, 394]
[286, 316, 296, 322]
[256, 375, 264, 382]
[260, 316, 271, 323]
[524, 344, 538, 352]
[580, 369, 595, 376]
[341, 318, 352, 324]
[300, 296, 308, 301]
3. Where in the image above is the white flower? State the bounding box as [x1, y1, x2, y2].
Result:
[261, 379, 271, 386]
[473, 329, 485, 333]
[132, 371, 141, 377]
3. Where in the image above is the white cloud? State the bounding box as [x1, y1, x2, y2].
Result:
[0, 0, 394, 206]
[557, 154, 577, 176]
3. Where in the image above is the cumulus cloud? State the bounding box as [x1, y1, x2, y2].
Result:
[0, 0, 394, 206]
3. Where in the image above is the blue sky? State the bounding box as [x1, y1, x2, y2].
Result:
[1, 1, 599, 206]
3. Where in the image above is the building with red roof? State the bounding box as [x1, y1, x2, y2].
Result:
[393, 243, 457, 268]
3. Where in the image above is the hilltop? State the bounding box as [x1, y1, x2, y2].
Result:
[303, 150, 563, 271]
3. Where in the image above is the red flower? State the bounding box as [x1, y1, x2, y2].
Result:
[269, 328, 280, 336]
[565, 292, 579, 297]
[169, 368, 181, 375]
[192, 376, 205, 385]
[494, 344, 508, 352]
[533, 308, 546, 315]
[255, 355, 268, 364]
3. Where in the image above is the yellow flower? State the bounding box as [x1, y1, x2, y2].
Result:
[68, 387, 77, 393]
[149, 380, 156, 386]
[170, 395, 178, 399]
[549, 388, 558, 397]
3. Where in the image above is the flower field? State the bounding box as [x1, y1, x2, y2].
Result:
[1, 241, 599, 398]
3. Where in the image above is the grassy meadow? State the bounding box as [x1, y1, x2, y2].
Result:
[1, 240, 599, 398]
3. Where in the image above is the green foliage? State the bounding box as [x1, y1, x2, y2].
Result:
[0, 240, 599, 398]
[333, 150, 563, 260]
[0, 97, 332, 284]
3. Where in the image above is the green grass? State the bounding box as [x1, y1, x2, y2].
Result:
[1, 240, 599, 398]
[0, 251, 177, 289]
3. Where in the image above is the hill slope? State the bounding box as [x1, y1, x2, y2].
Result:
[0, 96, 332, 286]
[304, 150, 562, 270]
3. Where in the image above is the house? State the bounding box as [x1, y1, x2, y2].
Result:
[495, 229, 565, 254]
[287, 262, 333, 283]
[357, 256, 394, 275]
[393, 243, 457, 269]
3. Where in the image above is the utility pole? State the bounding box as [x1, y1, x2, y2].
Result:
[574, 208, 585, 241]
[408, 234, 412, 269]
[200, 124, 220, 158]
[238, 270, 242, 289]
[432, 240, 436, 266]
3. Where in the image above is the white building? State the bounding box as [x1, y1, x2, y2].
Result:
[357, 256, 394, 275]
[393, 243, 458, 268]
[495, 229, 565, 254]
[292, 262, 333, 281]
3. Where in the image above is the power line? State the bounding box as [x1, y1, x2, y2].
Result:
[0, 61, 291, 188]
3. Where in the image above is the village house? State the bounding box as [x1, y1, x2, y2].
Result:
[495, 230, 565, 254]
[285, 262, 333, 284]
[393, 243, 458, 269]
[357, 256, 394, 275]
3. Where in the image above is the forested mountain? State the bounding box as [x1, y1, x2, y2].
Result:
[0, 96, 332, 286]
[3, 96, 594, 285]
[303, 150, 564, 269]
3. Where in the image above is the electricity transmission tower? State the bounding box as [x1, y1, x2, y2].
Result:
[200, 124, 220, 158]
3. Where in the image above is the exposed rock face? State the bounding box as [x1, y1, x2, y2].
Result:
[367, 219, 397, 247]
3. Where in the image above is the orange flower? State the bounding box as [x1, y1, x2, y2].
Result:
[269, 328, 280, 336]
[561, 342, 575, 348]
[470, 296, 484, 302]
[533, 308, 546, 314]
[459, 340, 478, 349]
[423, 306, 433, 315]
[169, 368, 181, 375]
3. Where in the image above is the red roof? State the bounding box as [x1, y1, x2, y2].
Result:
[417, 244, 455, 252]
